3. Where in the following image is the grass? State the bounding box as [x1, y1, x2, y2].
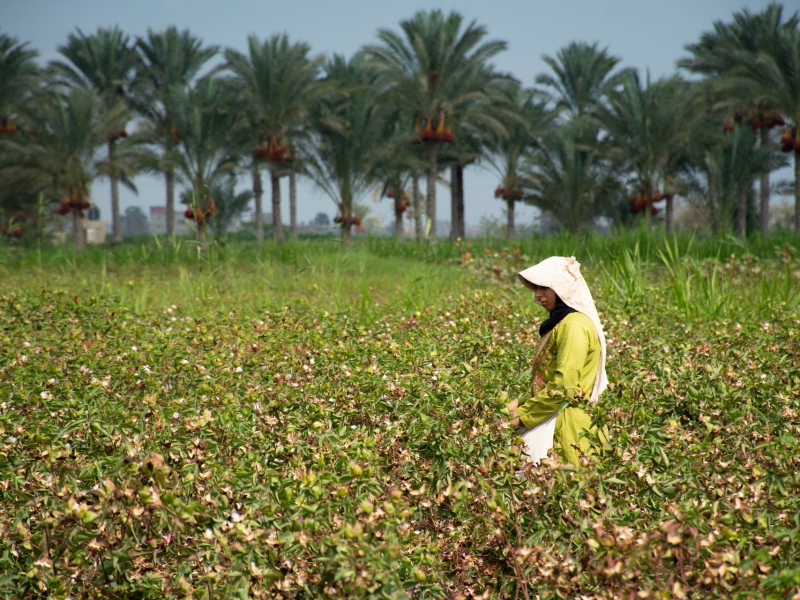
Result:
[0, 238, 484, 319]
[1, 232, 800, 598]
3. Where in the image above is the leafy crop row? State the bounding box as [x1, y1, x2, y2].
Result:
[1, 247, 799, 598]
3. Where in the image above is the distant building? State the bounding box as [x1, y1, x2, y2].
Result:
[150, 206, 190, 235]
[84, 220, 106, 244]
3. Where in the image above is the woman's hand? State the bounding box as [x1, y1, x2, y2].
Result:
[506, 400, 520, 428]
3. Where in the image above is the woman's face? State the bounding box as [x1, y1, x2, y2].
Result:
[533, 285, 557, 312]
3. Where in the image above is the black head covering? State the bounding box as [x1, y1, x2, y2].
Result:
[539, 294, 576, 336]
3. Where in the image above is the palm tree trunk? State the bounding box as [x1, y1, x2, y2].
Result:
[289, 171, 298, 239]
[166, 170, 175, 245]
[795, 150, 800, 233]
[736, 190, 746, 239]
[341, 200, 352, 247]
[456, 165, 465, 239]
[252, 167, 263, 247]
[506, 199, 516, 240]
[426, 142, 437, 240]
[198, 220, 207, 256]
[109, 140, 122, 246]
[665, 195, 674, 234]
[413, 168, 423, 242]
[394, 197, 403, 239]
[759, 126, 770, 237]
[450, 166, 458, 241]
[708, 168, 718, 234]
[72, 208, 85, 254]
[271, 170, 284, 243]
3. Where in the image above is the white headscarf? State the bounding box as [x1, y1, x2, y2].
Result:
[518, 256, 608, 403]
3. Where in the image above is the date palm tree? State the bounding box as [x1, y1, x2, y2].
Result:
[135, 27, 218, 243]
[0, 34, 40, 220]
[166, 78, 237, 255]
[0, 34, 38, 130]
[224, 34, 327, 244]
[732, 25, 800, 233]
[600, 73, 703, 233]
[689, 125, 773, 235]
[679, 3, 799, 235]
[521, 122, 619, 235]
[365, 9, 511, 239]
[369, 111, 420, 240]
[484, 87, 553, 239]
[536, 41, 633, 123]
[305, 53, 383, 245]
[0, 87, 127, 253]
[207, 177, 253, 241]
[52, 27, 140, 245]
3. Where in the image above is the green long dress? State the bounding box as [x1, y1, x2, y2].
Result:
[516, 312, 602, 465]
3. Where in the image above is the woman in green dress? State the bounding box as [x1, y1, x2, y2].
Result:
[508, 256, 608, 466]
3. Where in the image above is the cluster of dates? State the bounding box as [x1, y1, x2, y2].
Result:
[629, 189, 670, 216]
[494, 186, 523, 201]
[0, 116, 17, 135]
[58, 188, 90, 215]
[184, 197, 218, 225]
[253, 131, 294, 163]
[413, 114, 454, 144]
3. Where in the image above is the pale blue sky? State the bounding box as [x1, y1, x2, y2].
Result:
[4, 0, 794, 229]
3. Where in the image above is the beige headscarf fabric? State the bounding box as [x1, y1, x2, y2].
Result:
[518, 256, 608, 403]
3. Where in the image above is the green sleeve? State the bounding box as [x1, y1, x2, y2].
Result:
[517, 320, 590, 429]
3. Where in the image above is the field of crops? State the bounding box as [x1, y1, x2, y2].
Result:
[2, 234, 800, 599]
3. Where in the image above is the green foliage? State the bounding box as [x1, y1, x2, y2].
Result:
[1, 237, 800, 598]
[521, 121, 620, 234]
[0, 33, 39, 116]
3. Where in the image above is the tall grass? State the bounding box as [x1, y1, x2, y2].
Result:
[0, 240, 481, 320]
[1, 229, 798, 321]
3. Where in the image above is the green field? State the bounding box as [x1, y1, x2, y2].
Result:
[2, 235, 800, 599]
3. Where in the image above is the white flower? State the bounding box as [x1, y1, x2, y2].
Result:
[235, 366, 243, 373]
[204, 528, 214, 540]
[131, 346, 138, 352]
[172, 412, 181, 419]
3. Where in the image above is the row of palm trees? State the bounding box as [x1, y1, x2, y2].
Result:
[1, 4, 799, 253]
